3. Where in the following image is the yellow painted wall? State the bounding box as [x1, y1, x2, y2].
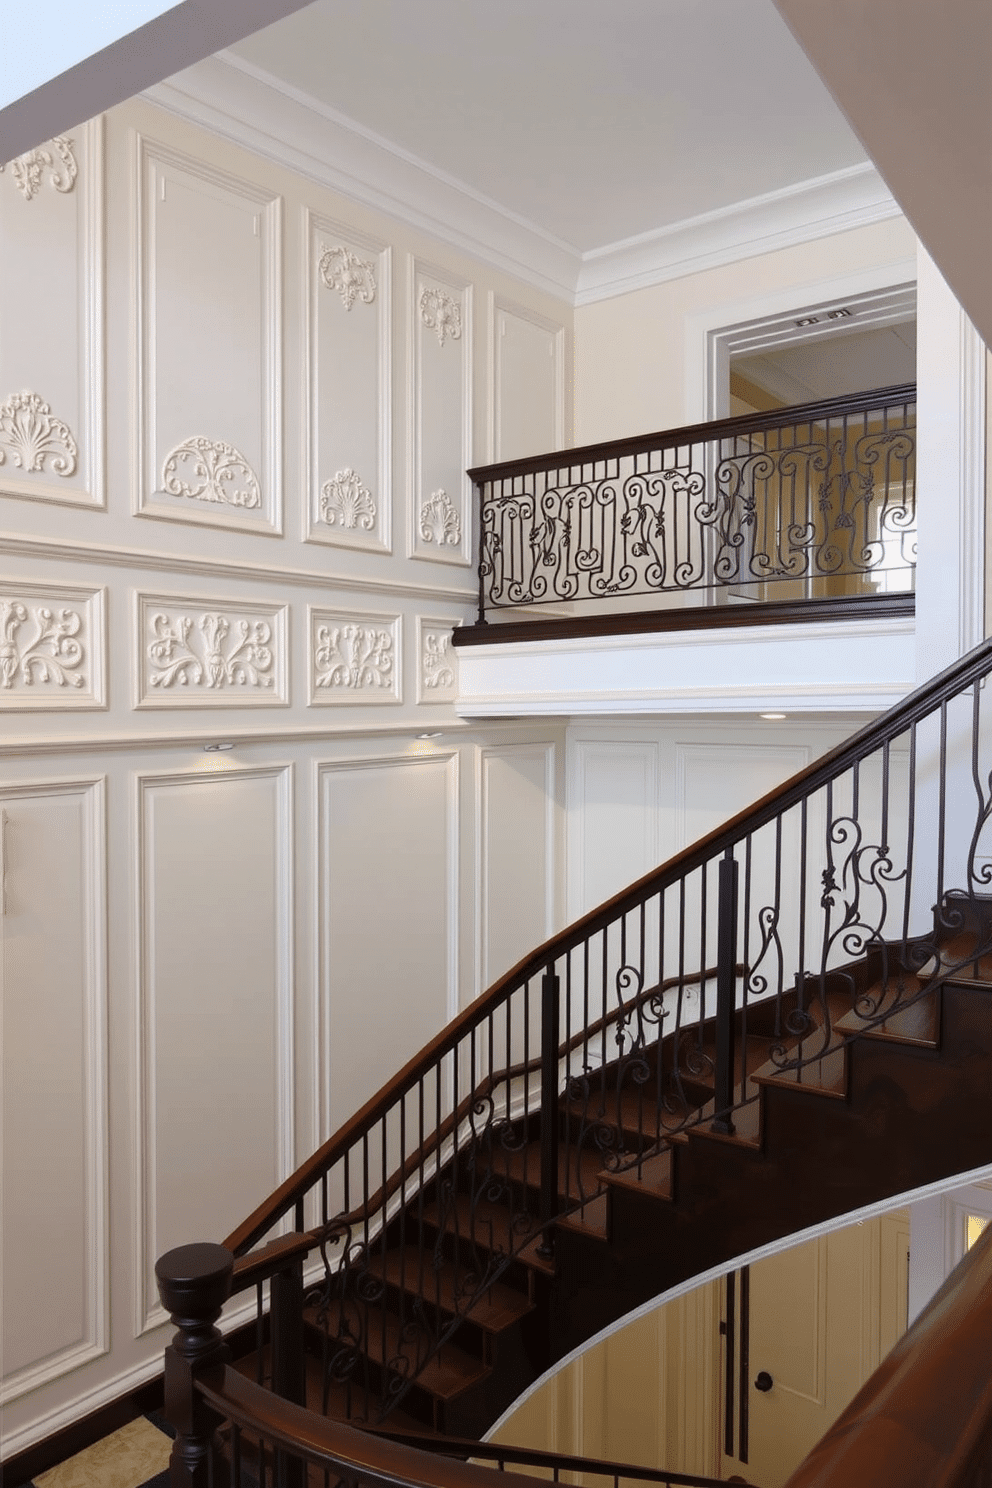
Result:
[573, 218, 917, 445]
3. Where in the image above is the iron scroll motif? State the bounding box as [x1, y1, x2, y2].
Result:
[479, 398, 916, 612]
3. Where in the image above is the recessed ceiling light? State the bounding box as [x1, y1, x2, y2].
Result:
[203, 741, 235, 752]
[759, 712, 786, 720]
[417, 731, 443, 740]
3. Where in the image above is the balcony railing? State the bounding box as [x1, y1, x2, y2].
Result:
[468, 383, 916, 630]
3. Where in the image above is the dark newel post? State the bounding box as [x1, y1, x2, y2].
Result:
[712, 851, 739, 1136]
[271, 1258, 306, 1488]
[475, 479, 488, 626]
[156, 1242, 234, 1488]
[537, 966, 561, 1260]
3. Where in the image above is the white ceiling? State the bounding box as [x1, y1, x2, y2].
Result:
[227, 0, 871, 256]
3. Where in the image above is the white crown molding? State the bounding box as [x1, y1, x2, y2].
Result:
[574, 164, 902, 306]
[144, 54, 580, 302]
[145, 56, 901, 311]
[0, 531, 476, 604]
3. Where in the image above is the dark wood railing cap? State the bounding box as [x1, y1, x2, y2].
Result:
[156, 1242, 233, 1319]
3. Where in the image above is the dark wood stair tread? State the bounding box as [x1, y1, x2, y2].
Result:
[752, 1042, 848, 1099]
[367, 1249, 533, 1332]
[420, 1192, 546, 1270]
[599, 1146, 674, 1201]
[556, 1193, 609, 1240]
[834, 977, 939, 1047]
[502, 1139, 610, 1205]
[304, 1300, 490, 1403]
[672, 1094, 763, 1149]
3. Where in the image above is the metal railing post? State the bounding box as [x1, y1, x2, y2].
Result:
[537, 966, 561, 1260]
[712, 851, 739, 1136]
[271, 1256, 306, 1488]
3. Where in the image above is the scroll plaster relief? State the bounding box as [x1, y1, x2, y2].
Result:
[310, 610, 401, 704]
[138, 596, 287, 707]
[0, 136, 77, 199]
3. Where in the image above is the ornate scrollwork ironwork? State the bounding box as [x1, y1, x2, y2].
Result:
[479, 396, 916, 612]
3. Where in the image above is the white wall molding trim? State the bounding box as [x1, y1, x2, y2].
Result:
[458, 683, 911, 718]
[0, 532, 476, 603]
[145, 59, 900, 312]
[0, 1281, 264, 1461]
[133, 764, 295, 1335]
[0, 776, 109, 1407]
[0, 720, 474, 759]
[574, 164, 901, 307]
[144, 55, 580, 303]
[684, 259, 918, 424]
[955, 310, 986, 658]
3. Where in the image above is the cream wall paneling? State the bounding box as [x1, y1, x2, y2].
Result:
[308, 606, 402, 706]
[489, 295, 566, 463]
[0, 578, 107, 709]
[0, 119, 105, 510]
[305, 210, 391, 553]
[476, 742, 557, 992]
[566, 740, 661, 920]
[417, 616, 458, 704]
[316, 752, 459, 1144]
[135, 590, 289, 707]
[0, 777, 108, 1403]
[134, 764, 294, 1333]
[408, 257, 473, 567]
[134, 134, 282, 536]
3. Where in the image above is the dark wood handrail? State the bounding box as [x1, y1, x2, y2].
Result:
[195, 1364, 746, 1488]
[784, 1220, 992, 1487]
[467, 382, 916, 484]
[226, 631, 992, 1259]
[228, 960, 740, 1287]
[369, 1427, 757, 1487]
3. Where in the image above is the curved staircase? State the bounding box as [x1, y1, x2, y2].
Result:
[157, 634, 992, 1486]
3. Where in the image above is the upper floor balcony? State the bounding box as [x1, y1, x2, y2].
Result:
[453, 383, 917, 718]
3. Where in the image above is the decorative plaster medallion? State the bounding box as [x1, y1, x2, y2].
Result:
[419, 287, 462, 347]
[419, 488, 461, 547]
[318, 243, 376, 310]
[319, 468, 377, 531]
[421, 630, 455, 695]
[160, 437, 261, 509]
[0, 392, 78, 477]
[0, 598, 85, 691]
[146, 610, 275, 693]
[0, 136, 78, 199]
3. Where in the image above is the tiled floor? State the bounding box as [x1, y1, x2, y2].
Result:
[26, 1416, 173, 1488]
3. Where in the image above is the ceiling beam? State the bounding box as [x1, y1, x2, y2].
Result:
[773, 0, 992, 348]
[0, 0, 316, 164]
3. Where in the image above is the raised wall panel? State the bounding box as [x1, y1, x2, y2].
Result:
[0, 579, 106, 709]
[318, 755, 457, 1139]
[135, 591, 289, 707]
[135, 136, 281, 535]
[0, 779, 107, 1402]
[136, 766, 293, 1331]
[567, 741, 660, 919]
[675, 742, 810, 984]
[306, 213, 390, 552]
[416, 616, 458, 703]
[478, 744, 555, 989]
[0, 120, 104, 508]
[408, 259, 472, 566]
[308, 606, 401, 705]
[491, 297, 565, 462]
